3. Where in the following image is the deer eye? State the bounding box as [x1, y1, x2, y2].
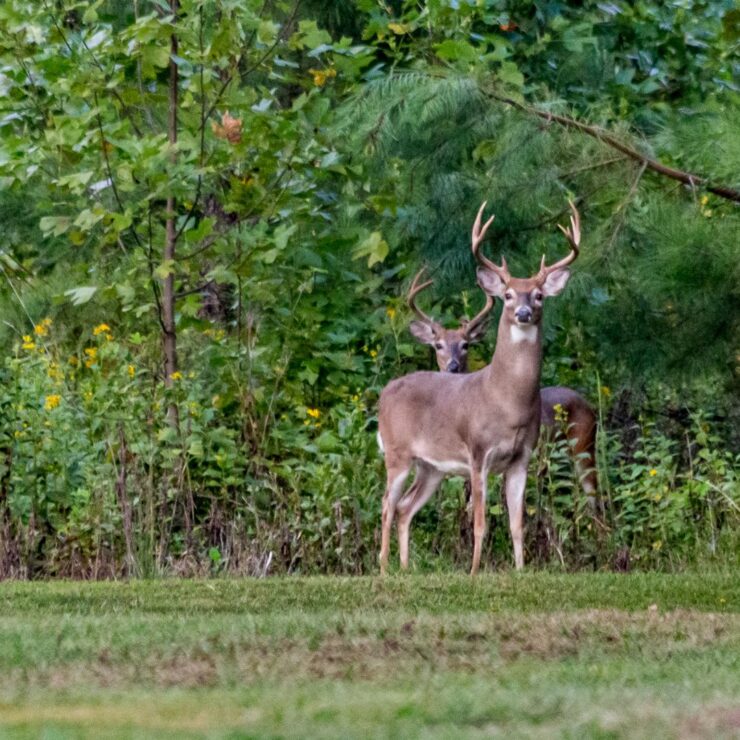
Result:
[434, 342, 444, 350]
[504, 292, 513, 300]
[461, 342, 469, 350]
[534, 291, 543, 301]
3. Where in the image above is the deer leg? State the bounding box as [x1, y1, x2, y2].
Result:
[470, 467, 487, 576]
[504, 458, 529, 570]
[569, 421, 600, 512]
[380, 463, 411, 575]
[396, 466, 444, 570]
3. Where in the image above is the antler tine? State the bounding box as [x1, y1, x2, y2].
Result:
[540, 199, 581, 277]
[464, 291, 495, 335]
[407, 267, 435, 324]
[471, 201, 510, 281]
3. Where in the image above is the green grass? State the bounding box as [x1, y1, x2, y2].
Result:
[1, 573, 739, 738]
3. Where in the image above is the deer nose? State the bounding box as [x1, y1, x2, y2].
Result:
[447, 359, 461, 373]
[515, 306, 532, 323]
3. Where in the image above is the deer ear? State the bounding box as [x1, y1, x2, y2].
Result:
[409, 321, 437, 345]
[476, 268, 507, 298]
[541, 268, 571, 297]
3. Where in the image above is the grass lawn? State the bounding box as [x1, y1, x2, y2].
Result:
[1, 572, 739, 738]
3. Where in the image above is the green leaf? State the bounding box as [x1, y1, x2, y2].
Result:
[435, 39, 478, 63]
[497, 61, 524, 89]
[64, 286, 98, 305]
[154, 260, 175, 279]
[141, 45, 170, 74]
[39, 216, 71, 237]
[353, 231, 389, 267]
[274, 223, 297, 250]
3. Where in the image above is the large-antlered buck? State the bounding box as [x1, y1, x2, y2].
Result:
[405, 264, 599, 510]
[377, 202, 582, 574]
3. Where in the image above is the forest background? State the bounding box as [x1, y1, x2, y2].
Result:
[0, 0, 737, 578]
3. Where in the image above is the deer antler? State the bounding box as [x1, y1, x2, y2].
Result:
[462, 292, 494, 335]
[538, 200, 581, 278]
[407, 267, 435, 325]
[471, 201, 510, 283]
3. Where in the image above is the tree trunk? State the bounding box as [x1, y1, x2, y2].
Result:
[163, 0, 180, 428]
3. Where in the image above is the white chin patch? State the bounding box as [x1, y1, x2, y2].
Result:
[377, 431, 384, 454]
[510, 324, 538, 344]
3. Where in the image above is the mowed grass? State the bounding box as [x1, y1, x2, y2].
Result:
[1, 573, 739, 738]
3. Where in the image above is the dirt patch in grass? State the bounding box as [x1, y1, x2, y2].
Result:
[682, 705, 740, 738]
[6, 609, 738, 692]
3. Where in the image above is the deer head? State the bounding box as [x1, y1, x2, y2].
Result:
[407, 267, 494, 373]
[472, 200, 580, 337]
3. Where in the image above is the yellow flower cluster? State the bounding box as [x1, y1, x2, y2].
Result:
[127, 364, 135, 379]
[169, 371, 183, 381]
[700, 195, 713, 219]
[34, 317, 52, 337]
[309, 67, 337, 87]
[44, 394, 61, 411]
[553, 402, 569, 424]
[22, 335, 35, 351]
[306, 407, 320, 419]
[84, 347, 97, 368]
[93, 323, 113, 341]
[649, 469, 658, 477]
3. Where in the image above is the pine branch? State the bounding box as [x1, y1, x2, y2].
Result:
[485, 90, 740, 203]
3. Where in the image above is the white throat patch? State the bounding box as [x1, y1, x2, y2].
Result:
[510, 324, 538, 344]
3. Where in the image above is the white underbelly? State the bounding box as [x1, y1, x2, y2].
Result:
[423, 458, 470, 477]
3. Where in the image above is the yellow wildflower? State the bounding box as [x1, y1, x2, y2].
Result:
[700, 195, 709, 206]
[600, 385, 611, 398]
[83, 390, 93, 402]
[652, 540, 662, 550]
[34, 320, 49, 337]
[649, 469, 658, 477]
[22, 335, 35, 351]
[84, 347, 97, 368]
[44, 394, 61, 411]
[306, 407, 320, 419]
[93, 323, 111, 336]
[169, 371, 183, 381]
[386, 306, 396, 319]
[309, 67, 337, 87]
[369, 349, 378, 359]
[127, 364, 135, 378]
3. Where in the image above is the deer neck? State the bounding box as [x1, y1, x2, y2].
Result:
[486, 317, 542, 401]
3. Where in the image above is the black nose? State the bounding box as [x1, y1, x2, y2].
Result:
[515, 307, 532, 323]
[447, 360, 461, 373]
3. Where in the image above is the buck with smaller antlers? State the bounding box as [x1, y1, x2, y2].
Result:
[406, 268, 598, 498]
[378, 201, 582, 574]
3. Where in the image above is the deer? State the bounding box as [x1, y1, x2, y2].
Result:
[378, 201, 581, 575]
[406, 268, 598, 502]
